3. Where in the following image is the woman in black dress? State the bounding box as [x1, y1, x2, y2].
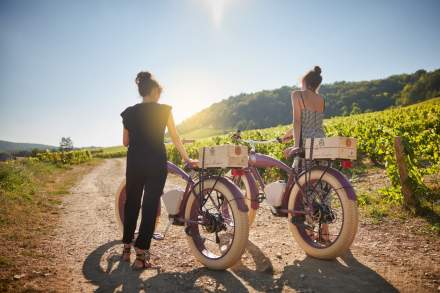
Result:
[120, 71, 197, 269]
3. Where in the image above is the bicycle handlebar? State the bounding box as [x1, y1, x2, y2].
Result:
[236, 137, 283, 144]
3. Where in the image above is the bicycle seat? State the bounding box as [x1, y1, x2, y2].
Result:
[283, 146, 305, 159]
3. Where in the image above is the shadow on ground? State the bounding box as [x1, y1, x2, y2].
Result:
[82, 240, 397, 293]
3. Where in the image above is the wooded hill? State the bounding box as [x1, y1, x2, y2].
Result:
[0, 140, 56, 153]
[177, 68, 440, 137]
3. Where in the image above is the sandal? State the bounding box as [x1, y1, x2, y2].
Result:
[152, 232, 164, 240]
[132, 248, 152, 270]
[121, 243, 131, 262]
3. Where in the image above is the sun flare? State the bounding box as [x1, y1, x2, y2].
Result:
[204, 0, 230, 28]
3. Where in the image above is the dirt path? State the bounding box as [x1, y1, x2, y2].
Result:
[49, 158, 439, 292]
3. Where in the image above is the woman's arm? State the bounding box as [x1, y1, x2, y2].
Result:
[167, 111, 196, 165]
[123, 127, 129, 147]
[292, 91, 302, 148]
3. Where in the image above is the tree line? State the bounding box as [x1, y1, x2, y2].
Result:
[177, 68, 440, 134]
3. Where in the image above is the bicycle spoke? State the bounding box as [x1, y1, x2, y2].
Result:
[298, 178, 344, 248]
[190, 186, 236, 259]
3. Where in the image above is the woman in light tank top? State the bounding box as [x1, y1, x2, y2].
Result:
[282, 66, 329, 242]
[282, 66, 325, 154]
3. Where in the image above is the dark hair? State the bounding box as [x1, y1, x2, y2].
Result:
[135, 71, 162, 97]
[302, 66, 322, 92]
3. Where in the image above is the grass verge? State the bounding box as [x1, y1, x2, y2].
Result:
[352, 160, 440, 234]
[0, 158, 101, 292]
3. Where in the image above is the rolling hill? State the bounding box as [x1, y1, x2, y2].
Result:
[0, 140, 56, 153]
[177, 68, 440, 138]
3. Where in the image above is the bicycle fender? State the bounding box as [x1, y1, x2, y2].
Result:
[167, 161, 191, 182]
[216, 176, 249, 212]
[244, 169, 260, 209]
[329, 168, 357, 201]
[298, 166, 357, 201]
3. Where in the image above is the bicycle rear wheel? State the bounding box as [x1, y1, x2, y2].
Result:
[287, 168, 358, 259]
[185, 178, 249, 270]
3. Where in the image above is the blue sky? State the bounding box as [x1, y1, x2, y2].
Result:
[1, 0, 439, 147]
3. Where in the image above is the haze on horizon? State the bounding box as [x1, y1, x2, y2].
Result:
[1, 0, 439, 147]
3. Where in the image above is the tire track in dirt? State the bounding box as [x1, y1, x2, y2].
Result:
[50, 158, 439, 292]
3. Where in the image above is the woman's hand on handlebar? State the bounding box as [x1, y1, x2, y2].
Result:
[281, 127, 293, 143]
[280, 136, 292, 143]
[280, 132, 293, 143]
[184, 158, 199, 169]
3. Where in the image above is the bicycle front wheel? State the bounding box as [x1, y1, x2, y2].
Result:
[115, 179, 160, 234]
[232, 174, 257, 227]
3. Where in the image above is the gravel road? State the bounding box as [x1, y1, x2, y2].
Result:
[49, 158, 439, 292]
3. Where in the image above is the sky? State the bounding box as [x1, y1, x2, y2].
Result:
[1, 0, 439, 147]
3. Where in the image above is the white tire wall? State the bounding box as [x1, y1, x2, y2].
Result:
[240, 175, 257, 227]
[184, 178, 249, 270]
[115, 179, 126, 233]
[115, 179, 161, 234]
[287, 169, 358, 259]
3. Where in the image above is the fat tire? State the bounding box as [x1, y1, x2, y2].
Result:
[287, 169, 358, 259]
[184, 178, 249, 270]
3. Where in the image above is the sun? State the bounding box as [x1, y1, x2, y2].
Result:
[204, 0, 230, 28]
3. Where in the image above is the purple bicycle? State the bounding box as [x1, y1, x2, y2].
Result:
[115, 162, 249, 270]
[228, 136, 359, 259]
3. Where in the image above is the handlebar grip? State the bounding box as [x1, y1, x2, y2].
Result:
[183, 160, 199, 172]
[183, 160, 191, 171]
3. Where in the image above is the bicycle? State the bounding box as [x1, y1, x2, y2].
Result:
[228, 134, 359, 259]
[115, 160, 249, 270]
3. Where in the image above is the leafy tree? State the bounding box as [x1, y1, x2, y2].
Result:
[351, 102, 361, 115]
[397, 69, 440, 105]
[59, 137, 74, 151]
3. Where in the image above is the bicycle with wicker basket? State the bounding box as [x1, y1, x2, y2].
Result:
[227, 133, 359, 259]
[115, 145, 250, 270]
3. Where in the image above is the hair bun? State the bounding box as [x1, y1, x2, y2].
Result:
[136, 71, 152, 84]
[314, 66, 321, 75]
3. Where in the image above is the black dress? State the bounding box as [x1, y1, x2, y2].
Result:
[120, 102, 171, 250]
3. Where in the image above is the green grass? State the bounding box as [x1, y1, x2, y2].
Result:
[0, 158, 100, 292]
[356, 186, 440, 234]
[0, 160, 57, 202]
[0, 159, 80, 226]
[100, 145, 127, 153]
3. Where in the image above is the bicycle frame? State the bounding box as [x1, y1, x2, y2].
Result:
[232, 145, 357, 217]
[235, 150, 296, 216]
[115, 149, 252, 269]
[116, 161, 248, 229]
[165, 161, 248, 225]
[227, 136, 359, 258]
